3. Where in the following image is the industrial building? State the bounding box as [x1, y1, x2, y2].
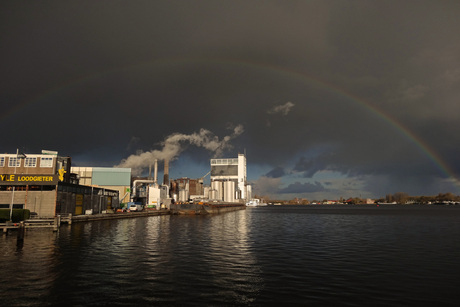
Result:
[71, 167, 131, 204]
[130, 159, 171, 209]
[210, 153, 251, 202]
[164, 154, 251, 203]
[1, 149, 251, 218]
[170, 177, 206, 202]
[130, 154, 252, 205]
[0, 150, 119, 218]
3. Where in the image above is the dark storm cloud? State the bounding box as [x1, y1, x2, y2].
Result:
[265, 167, 285, 178]
[278, 181, 326, 194]
[1, 0, 460, 198]
[293, 156, 332, 178]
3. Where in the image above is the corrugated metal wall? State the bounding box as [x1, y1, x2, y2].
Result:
[92, 168, 131, 186]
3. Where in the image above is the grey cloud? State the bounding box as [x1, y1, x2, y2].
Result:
[278, 181, 326, 194]
[293, 154, 337, 178]
[265, 167, 286, 178]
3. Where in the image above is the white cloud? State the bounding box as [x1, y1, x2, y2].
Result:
[267, 101, 295, 116]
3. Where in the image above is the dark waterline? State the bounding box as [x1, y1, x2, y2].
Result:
[1, 205, 460, 306]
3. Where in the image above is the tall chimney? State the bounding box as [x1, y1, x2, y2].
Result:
[154, 159, 158, 185]
[163, 159, 169, 185]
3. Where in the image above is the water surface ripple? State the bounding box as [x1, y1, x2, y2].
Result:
[1, 205, 460, 306]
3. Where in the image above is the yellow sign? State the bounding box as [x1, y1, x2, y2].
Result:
[1, 174, 54, 182]
[0, 174, 58, 185]
[58, 168, 67, 181]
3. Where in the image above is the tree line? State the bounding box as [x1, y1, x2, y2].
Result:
[256, 192, 460, 205]
[377, 192, 460, 204]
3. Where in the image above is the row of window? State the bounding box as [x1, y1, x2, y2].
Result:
[210, 158, 239, 165]
[0, 157, 54, 168]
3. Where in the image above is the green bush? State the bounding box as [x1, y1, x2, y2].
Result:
[0, 209, 31, 223]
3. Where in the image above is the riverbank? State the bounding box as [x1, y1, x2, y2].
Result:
[72, 209, 170, 222]
[1, 210, 169, 233]
[1, 202, 246, 233]
[170, 202, 246, 215]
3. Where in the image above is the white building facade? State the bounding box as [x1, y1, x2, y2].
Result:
[210, 154, 251, 202]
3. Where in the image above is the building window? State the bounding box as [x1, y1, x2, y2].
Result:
[8, 157, 21, 167]
[211, 158, 238, 165]
[0, 157, 4, 167]
[41, 157, 54, 167]
[25, 157, 37, 167]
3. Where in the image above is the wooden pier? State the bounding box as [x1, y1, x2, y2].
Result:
[1, 210, 169, 234]
[1, 214, 72, 233]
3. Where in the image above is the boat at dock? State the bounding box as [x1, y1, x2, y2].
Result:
[246, 199, 267, 207]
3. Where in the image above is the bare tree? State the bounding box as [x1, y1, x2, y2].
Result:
[393, 192, 409, 204]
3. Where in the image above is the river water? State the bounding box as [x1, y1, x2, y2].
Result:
[1, 205, 460, 306]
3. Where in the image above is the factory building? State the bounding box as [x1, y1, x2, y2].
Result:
[0, 150, 119, 218]
[170, 177, 205, 202]
[166, 154, 251, 204]
[128, 159, 172, 209]
[71, 167, 131, 204]
[210, 153, 251, 202]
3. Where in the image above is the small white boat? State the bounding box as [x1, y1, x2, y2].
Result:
[246, 199, 268, 207]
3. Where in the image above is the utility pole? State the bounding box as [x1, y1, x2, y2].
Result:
[10, 149, 26, 221]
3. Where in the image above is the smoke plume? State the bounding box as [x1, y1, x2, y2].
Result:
[116, 125, 244, 175]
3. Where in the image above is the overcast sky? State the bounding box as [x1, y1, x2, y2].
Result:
[2, 1, 460, 200]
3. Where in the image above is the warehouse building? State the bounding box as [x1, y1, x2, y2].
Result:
[71, 167, 131, 204]
[0, 150, 119, 217]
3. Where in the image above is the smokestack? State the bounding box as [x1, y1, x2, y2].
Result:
[163, 159, 169, 185]
[154, 159, 158, 185]
[148, 164, 152, 180]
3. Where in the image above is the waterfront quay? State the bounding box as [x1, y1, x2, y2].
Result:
[170, 202, 246, 215]
[1, 210, 167, 234]
[72, 209, 170, 222]
[1, 210, 168, 233]
[1, 203, 245, 234]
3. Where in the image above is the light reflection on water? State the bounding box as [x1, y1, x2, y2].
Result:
[1, 205, 460, 306]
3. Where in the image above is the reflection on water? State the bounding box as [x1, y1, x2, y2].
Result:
[206, 211, 262, 305]
[0, 229, 60, 306]
[1, 205, 460, 306]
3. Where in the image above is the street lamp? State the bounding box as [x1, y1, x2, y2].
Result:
[9, 149, 26, 222]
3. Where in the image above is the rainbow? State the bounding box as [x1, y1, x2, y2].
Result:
[4, 57, 460, 192]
